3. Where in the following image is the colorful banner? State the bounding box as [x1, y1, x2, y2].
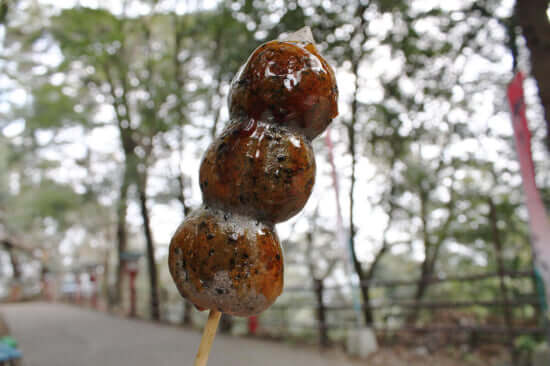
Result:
[507, 71, 550, 313]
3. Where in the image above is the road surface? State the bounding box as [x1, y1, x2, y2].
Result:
[1, 302, 359, 366]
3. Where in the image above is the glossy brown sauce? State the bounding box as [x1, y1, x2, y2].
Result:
[229, 41, 338, 139]
[200, 119, 315, 223]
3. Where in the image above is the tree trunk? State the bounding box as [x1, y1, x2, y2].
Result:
[516, 0, 550, 150]
[406, 264, 430, 324]
[349, 125, 375, 326]
[407, 191, 431, 324]
[359, 282, 374, 326]
[488, 198, 518, 365]
[104, 62, 133, 309]
[348, 112, 373, 326]
[348, 128, 373, 325]
[176, 173, 191, 217]
[314, 278, 329, 348]
[102, 248, 110, 306]
[530, 262, 543, 322]
[9, 248, 21, 281]
[0, 0, 16, 26]
[181, 301, 193, 326]
[0, 2, 8, 25]
[348, 44, 372, 326]
[113, 166, 130, 307]
[2, 240, 22, 302]
[2, 240, 21, 280]
[40, 265, 49, 299]
[137, 176, 161, 321]
[361, 241, 391, 327]
[219, 314, 233, 334]
[407, 261, 430, 325]
[346, 1, 372, 327]
[407, 240, 446, 324]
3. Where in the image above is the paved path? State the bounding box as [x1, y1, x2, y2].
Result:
[1, 302, 360, 366]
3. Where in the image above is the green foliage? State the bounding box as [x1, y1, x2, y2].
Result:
[375, 0, 410, 14]
[9, 179, 82, 231]
[24, 84, 89, 130]
[52, 8, 123, 65]
[200, 7, 257, 76]
[515, 334, 540, 353]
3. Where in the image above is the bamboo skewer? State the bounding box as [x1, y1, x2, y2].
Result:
[193, 310, 222, 366]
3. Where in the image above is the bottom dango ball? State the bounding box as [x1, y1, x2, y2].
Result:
[168, 206, 284, 317]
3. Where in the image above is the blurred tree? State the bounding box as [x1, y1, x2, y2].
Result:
[199, 5, 257, 138]
[46, 2, 262, 320]
[49, 5, 180, 319]
[255, 0, 547, 327]
[515, 0, 550, 151]
[304, 213, 338, 348]
[0, 0, 16, 26]
[0, 136, 92, 280]
[1, 0, 549, 344]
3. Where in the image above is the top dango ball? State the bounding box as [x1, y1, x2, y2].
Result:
[228, 40, 338, 140]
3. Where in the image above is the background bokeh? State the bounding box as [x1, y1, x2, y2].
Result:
[1, 0, 550, 364]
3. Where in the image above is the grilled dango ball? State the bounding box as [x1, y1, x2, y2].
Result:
[199, 119, 316, 224]
[169, 207, 283, 316]
[228, 40, 338, 139]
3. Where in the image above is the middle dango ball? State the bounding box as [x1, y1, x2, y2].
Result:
[199, 118, 316, 224]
